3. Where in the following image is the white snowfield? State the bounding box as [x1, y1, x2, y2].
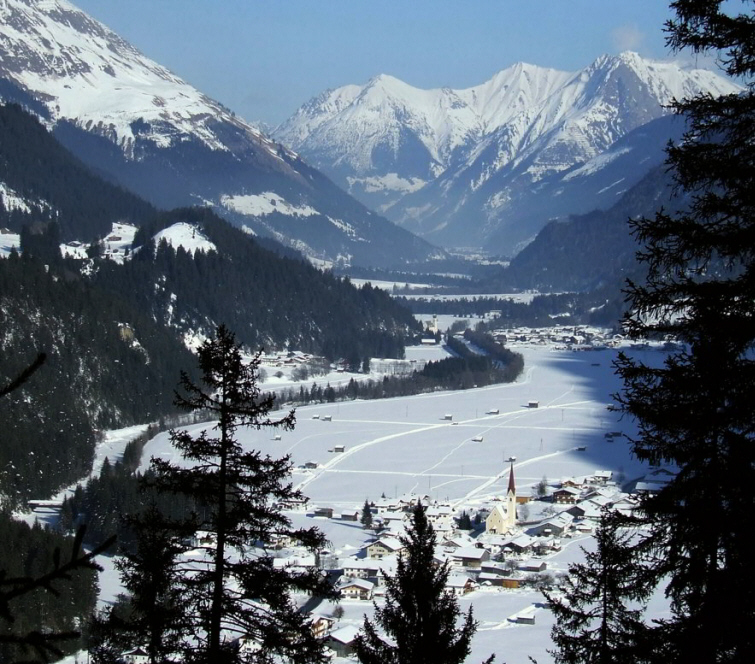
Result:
[134, 344, 657, 664]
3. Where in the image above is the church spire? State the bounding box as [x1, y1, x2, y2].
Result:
[506, 461, 516, 529]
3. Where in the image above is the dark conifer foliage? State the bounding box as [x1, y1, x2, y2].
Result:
[545, 510, 654, 664]
[0, 356, 112, 663]
[607, 2, 755, 662]
[0, 103, 156, 241]
[90, 504, 192, 664]
[0, 253, 197, 502]
[355, 502, 488, 664]
[113, 207, 419, 363]
[0, 518, 107, 663]
[146, 325, 335, 663]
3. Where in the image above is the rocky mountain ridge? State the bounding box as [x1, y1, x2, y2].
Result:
[274, 52, 740, 255]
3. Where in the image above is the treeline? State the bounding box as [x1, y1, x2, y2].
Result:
[276, 341, 523, 404]
[0, 512, 98, 662]
[99, 207, 418, 364]
[399, 286, 625, 329]
[0, 103, 155, 241]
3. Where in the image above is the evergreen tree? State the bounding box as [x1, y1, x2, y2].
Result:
[610, 2, 755, 661]
[148, 325, 334, 663]
[91, 504, 191, 664]
[360, 499, 373, 530]
[545, 510, 653, 664]
[355, 502, 489, 664]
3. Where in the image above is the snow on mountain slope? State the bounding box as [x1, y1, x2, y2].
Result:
[154, 222, 216, 255]
[0, 0, 439, 269]
[0, 0, 277, 158]
[275, 52, 740, 255]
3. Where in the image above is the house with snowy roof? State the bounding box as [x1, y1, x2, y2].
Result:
[445, 574, 476, 596]
[339, 578, 375, 601]
[528, 512, 574, 537]
[342, 558, 381, 580]
[122, 648, 149, 664]
[309, 614, 335, 639]
[552, 486, 581, 504]
[325, 625, 360, 657]
[451, 546, 490, 570]
[366, 537, 405, 560]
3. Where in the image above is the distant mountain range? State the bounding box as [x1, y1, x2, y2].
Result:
[0, 0, 441, 269]
[274, 52, 740, 256]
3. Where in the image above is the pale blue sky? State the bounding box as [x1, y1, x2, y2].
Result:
[74, 1, 683, 126]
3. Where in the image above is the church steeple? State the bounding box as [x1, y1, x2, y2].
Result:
[506, 461, 516, 528]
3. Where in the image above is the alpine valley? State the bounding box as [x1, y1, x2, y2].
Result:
[274, 52, 740, 255]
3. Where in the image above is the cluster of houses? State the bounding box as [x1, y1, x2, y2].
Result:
[489, 325, 626, 351]
[294, 464, 652, 657]
[123, 462, 672, 661]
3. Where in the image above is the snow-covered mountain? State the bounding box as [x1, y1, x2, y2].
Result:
[0, 0, 440, 269]
[274, 52, 740, 255]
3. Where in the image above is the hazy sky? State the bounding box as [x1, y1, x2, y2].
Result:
[73, 1, 688, 127]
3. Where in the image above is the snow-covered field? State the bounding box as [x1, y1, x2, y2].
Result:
[130, 343, 655, 664]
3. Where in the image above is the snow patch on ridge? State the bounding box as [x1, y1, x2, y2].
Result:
[221, 192, 319, 218]
[347, 173, 427, 195]
[153, 222, 216, 254]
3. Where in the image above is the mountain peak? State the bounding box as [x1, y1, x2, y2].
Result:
[274, 51, 741, 254]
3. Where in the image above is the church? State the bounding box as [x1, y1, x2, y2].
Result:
[485, 462, 517, 535]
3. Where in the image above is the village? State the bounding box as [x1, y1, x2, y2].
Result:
[264, 459, 671, 659]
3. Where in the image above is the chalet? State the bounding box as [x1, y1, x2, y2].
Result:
[591, 470, 613, 484]
[528, 513, 574, 537]
[451, 546, 490, 570]
[552, 487, 581, 504]
[339, 510, 359, 522]
[122, 648, 149, 664]
[339, 578, 375, 601]
[446, 575, 476, 596]
[528, 400, 539, 409]
[507, 534, 536, 554]
[567, 501, 603, 521]
[333, 444, 345, 453]
[325, 625, 360, 658]
[426, 505, 454, 528]
[375, 498, 402, 514]
[303, 461, 318, 469]
[309, 615, 335, 639]
[342, 559, 381, 580]
[237, 638, 262, 658]
[367, 537, 404, 560]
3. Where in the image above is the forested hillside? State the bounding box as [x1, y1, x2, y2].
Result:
[0, 104, 421, 504]
[0, 253, 199, 502]
[0, 103, 155, 241]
